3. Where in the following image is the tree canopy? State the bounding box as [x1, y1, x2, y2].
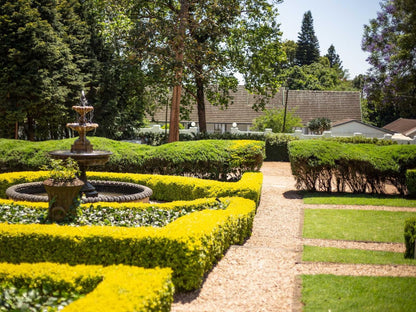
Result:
[0, 0, 150, 141]
[362, 0, 416, 126]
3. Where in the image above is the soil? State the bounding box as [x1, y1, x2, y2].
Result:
[171, 162, 416, 312]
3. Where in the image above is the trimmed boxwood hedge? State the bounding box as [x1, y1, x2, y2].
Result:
[0, 171, 263, 291]
[0, 196, 256, 291]
[405, 218, 416, 259]
[288, 140, 416, 194]
[407, 170, 416, 198]
[0, 138, 264, 181]
[0, 171, 263, 204]
[0, 262, 174, 311]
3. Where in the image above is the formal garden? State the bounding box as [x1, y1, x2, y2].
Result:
[0, 133, 415, 310]
[1, 0, 416, 310]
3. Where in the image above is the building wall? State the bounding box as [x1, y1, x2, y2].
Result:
[331, 122, 391, 138]
[150, 87, 361, 132]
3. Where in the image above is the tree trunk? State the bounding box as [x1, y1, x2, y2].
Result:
[27, 116, 35, 141]
[195, 66, 207, 133]
[168, 0, 189, 143]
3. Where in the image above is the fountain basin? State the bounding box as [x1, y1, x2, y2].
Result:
[49, 150, 112, 167]
[6, 180, 153, 203]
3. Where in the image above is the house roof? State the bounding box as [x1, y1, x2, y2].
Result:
[383, 118, 416, 137]
[150, 86, 362, 125]
[331, 119, 395, 134]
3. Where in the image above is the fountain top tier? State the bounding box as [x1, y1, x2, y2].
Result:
[65, 91, 99, 153]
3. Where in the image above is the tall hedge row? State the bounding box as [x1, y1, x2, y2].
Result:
[288, 140, 416, 194]
[0, 138, 264, 181]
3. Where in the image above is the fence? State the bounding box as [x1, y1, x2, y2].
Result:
[137, 125, 416, 145]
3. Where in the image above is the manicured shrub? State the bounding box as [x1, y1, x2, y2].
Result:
[321, 136, 396, 145]
[0, 138, 264, 181]
[264, 133, 299, 161]
[307, 117, 331, 134]
[288, 140, 416, 194]
[0, 263, 174, 311]
[404, 218, 416, 259]
[406, 169, 416, 198]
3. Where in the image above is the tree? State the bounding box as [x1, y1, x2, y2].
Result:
[251, 108, 302, 133]
[362, 0, 416, 126]
[325, 44, 342, 69]
[0, 0, 84, 140]
[295, 11, 320, 66]
[98, 0, 286, 140]
[282, 40, 297, 68]
[187, 0, 286, 132]
[284, 59, 340, 90]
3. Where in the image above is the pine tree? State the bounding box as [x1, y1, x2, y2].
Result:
[324, 44, 346, 79]
[325, 44, 342, 68]
[295, 11, 320, 66]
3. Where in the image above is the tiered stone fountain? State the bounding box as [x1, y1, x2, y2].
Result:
[49, 91, 112, 197]
[6, 91, 152, 204]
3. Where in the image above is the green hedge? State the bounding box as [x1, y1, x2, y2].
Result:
[0, 263, 174, 311]
[264, 133, 299, 161]
[0, 138, 264, 181]
[405, 218, 416, 259]
[288, 140, 416, 194]
[406, 170, 416, 198]
[0, 196, 255, 291]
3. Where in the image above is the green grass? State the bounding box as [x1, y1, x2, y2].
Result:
[302, 192, 416, 207]
[303, 209, 416, 243]
[302, 245, 416, 266]
[301, 275, 416, 312]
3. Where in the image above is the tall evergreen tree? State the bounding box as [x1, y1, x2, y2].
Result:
[295, 10, 320, 66]
[0, 0, 83, 140]
[324, 44, 347, 79]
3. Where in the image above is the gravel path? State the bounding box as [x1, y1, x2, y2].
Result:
[171, 162, 416, 312]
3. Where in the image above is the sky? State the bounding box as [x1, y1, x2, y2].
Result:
[276, 0, 382, 78]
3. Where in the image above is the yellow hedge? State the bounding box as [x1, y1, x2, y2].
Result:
[0, 197, 256, 290]
[0, 262, 173, 311]
[0, 171, 263, 204]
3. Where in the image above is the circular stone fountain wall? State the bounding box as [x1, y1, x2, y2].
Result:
[6, 181, 153, 203]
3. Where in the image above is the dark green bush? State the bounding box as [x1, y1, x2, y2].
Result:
[404, 218, 416, 259]
[407, 170, 416, 198]
[320, 136, 397, 145]
[288, 140, 416, 194]
[264, 133, 299, 161]
[307, 117, 331, 134]
[0, 138, 264, 181]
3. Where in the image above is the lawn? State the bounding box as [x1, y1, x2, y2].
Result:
[302, 192, 416, 207]
[302, 245, 416, 265]
[303, 208, 416, 243]
[301, 275, 416, 312]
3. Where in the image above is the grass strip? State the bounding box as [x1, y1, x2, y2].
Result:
[302, 245, 416, 266]
[303, 192, 416, 207]
[301, 275, 416, 312]
[303, 209, 416, 243]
